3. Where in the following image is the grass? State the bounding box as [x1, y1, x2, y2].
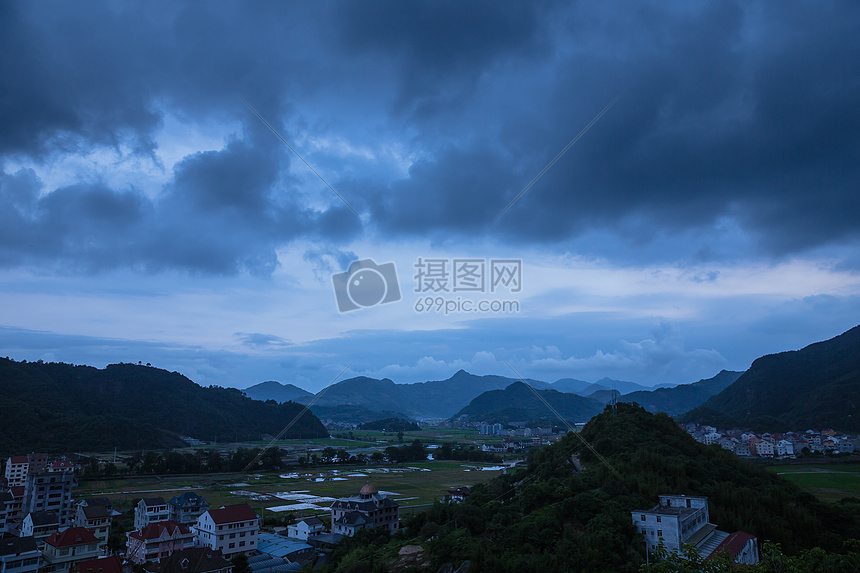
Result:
[766, 462, 860, 502]
[76, 461, 510, 515]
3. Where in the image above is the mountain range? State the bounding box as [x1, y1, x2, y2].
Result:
[243, 370, 677, 420]
[618, 370, 744, 415]
[0, 359, 327, 454]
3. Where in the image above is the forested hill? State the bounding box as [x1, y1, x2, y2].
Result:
[0, 358, 327, 454]
[619, 369, 743, 416]
[682, 325, 860, 431]
[452, 381, 605, 423]
[355, 403, 860, 572]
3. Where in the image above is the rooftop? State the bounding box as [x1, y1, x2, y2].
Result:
[207, 503, 257, 524]
[0, 537, 38, 556]
[47, 527, 99, 548]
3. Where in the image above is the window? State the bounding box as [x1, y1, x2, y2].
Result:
[229, 543, 235, 549]
[239, 541, 245, 547]
[640, 515, 645, 521]
[657, 530, 663, 537]
[656, 516, 661, 523]
[230, 533, 235, 539]
[686, 500, 691, 508]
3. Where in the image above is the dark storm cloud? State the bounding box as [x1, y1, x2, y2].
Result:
[358, 2, 860, 257]
[1, 1, 859, 274]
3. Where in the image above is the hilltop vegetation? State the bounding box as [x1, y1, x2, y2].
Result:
[0, 358, 327, 454]
[327, 403, 860, 572]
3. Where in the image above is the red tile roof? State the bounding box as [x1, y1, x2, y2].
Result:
[10, 486, 25, 497]
[207, 503, 257, 524]
[129, 520, 191, 541]
[712, 530, 757, 559]
[9, 456, 28, 464]
[72, 555, 123, 573]
[47, 527, 99, 547]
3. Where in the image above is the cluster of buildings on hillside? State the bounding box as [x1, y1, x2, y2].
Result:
[683, 424, 860, 458]
[632, 494, 759, 565]
[1, 453, 403, 573]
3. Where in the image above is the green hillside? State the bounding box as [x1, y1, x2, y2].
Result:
[0, 358, 327, 455]
[452, 381, 605, 424]
[682, 326, 860, 431]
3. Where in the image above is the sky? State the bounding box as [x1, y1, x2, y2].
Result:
[1, 1, 859, 393]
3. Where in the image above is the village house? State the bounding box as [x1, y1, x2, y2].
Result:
[330, 484, 400, 537]
[286, 517, 324, 541]
[0, 537, 40, 573]
[168, 492, 209, 525]
[70, 555, 123, 573]
[74, 504, 111, 548]
[127, 520, 194, 564]
[21, 510, 61, 549]
[193, 504, 259, 558]
[41, 527, 101, 573]
[135, 498, 170, 530]
[144, 547, 233, 573]
[47, 460, 76, 473]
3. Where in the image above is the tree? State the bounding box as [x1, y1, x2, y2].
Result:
[231, 553, 250, 573]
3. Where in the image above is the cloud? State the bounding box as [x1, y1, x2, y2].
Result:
[0, 0, 858, 278]
[234, 332, 292, 349]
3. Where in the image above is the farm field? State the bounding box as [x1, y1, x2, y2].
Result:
[766, 462, 860, 503]
[76, 460, 515, 519]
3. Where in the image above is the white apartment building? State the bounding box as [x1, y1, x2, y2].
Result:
[135, 498, 169, 530]
[194, 504, 259, 558]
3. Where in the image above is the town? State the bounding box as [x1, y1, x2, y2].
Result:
[0, 452, 423, 573]
[683, 424, 860, 458]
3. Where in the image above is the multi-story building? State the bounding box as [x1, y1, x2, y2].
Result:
[168, 493, 209, 525]
[41, 527, 101, 573]
[25, 454, 48, 476]
[22, 471, 76, 525]
[633, 494, 711, 554]
[21, 510, 61, 549]
[776, 440, 795, 457]
[127, 520, 194, 564]
[755, 440, 775, 457]
[135, 498, 169, 530]
[330, 484, 400, 537]
[74, 504, 111, 548]
[632, 495, 759, 564]
[0, 492, 12, 534]
[0, 536, 40, 573]
[194, 504, 259, 559]
[4, 457, 29, 488]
